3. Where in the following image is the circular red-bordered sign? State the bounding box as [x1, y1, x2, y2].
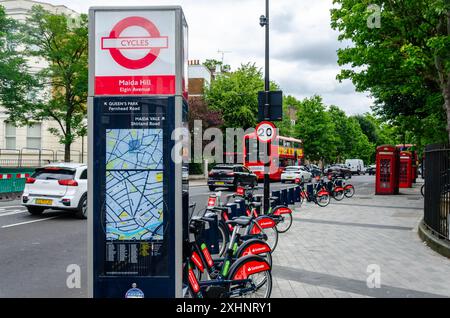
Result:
[108, 16, 162, 70]
[255, 121, 277, 143]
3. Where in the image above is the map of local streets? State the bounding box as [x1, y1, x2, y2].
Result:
[106, 129, 163, 170]
[106, 170, 164, 241]
[105, 128, 164, 241]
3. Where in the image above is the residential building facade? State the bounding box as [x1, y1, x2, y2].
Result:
[0, 0, 87, 165]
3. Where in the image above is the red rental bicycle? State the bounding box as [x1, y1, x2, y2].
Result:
[299, 179, 331, 207]
[184, 216, 272, 298]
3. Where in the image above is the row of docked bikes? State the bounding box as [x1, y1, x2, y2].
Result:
[182, 175, 355, 298]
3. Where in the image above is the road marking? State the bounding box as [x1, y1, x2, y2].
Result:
[1, 216, 60, 228]
[0, 210, 27, 217]
[0, 205, 24, 210]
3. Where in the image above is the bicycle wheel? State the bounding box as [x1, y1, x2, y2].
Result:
[421, 184, 425, 197]
[333, 190, 345, 201]
[216, 222, 229, 258]
[344, 186, 355, 198]
[262, 226, 278, 252]
[228, 258, 272, 298]
[275, 213, 293, 233]
[237, 270, 272, 298]
[316, 194, 330, 207]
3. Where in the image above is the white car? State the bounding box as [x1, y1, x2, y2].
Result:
[281, 166, 312, 183]
[21, 163, 88, 219]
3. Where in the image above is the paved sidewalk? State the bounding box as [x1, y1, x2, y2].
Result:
[271, 180, 450, 298]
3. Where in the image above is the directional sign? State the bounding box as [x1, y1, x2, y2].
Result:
[94, 10, 176, 95]
[256, 121, 277, 143]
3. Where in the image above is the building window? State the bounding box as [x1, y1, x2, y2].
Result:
[27, 123, 42, 149]
[5, 122, 16, 149]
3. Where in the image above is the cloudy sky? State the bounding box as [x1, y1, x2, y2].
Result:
[41, 0, 373, 114]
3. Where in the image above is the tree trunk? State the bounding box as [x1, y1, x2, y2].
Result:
[445, 83, 450, 142]
[64, 143, 71, 162]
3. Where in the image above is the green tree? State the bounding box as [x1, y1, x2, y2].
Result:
[204, 63, 278, 129]
[0, 6, 36, 127]
[331, 0, 450, 142]
[203, 59, 231, 73]
[278, 95, 301, 137]
[12, 6, 88, 161]
[329, 107, 374, 164]
[294, 96, 336, 163]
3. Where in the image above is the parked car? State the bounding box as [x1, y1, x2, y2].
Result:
[366, 164, 376, 176]
[326, 164, 352, 179]
[305, 164, 322, 178]
[207, 164, 257, 191]
[281, 166, 313, 183]
[21, 163, 88, 219]
[345, 159, 365, 175]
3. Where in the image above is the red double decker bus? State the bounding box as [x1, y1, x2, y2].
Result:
[243, 133, 304, 181]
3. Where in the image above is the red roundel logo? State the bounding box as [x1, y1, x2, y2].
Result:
[101, 16, 168, 70]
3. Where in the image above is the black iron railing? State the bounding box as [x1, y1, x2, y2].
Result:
[424, 144, 450, 241]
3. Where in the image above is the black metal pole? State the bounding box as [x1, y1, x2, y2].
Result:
[263, 0, 270, 213]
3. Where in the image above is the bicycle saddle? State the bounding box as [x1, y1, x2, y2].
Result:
[225, 216, 252, 227]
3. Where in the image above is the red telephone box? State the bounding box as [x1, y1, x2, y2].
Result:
[376, 145, 399, 195]
[399, 151, 413, 188]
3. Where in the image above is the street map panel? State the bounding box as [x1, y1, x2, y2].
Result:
[106, 129, 163, 170]
[105, 128, 164, 241]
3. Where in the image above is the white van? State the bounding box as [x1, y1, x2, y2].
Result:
[345, 159, 365, 175]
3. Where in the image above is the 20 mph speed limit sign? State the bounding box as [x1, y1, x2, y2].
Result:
[256, 121, 277, 143]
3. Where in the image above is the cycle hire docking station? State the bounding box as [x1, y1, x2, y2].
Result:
[88, 6, 189, 298]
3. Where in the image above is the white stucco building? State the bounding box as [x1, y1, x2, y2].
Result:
[0, 0, 87, 164]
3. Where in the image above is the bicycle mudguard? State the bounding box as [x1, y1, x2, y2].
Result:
[344, 184, 354, 189]
[235, 239, 271, 259]
[228, 255, 271, 280]
[249, 216, 276, 235]
[188, 266, 201, 293]
[271, 205, 292, 215]
[317, 190, 329, 196]
[334, 187, 344, 192]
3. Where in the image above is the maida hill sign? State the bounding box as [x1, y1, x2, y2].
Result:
[94, 11, 176, 95]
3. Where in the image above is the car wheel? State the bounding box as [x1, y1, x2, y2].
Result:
[27, 206, 45, 215]
[75, 194, 87, 219]
[208, 186, 216, 191]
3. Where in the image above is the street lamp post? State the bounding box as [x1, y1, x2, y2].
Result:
[260, 0, 271, 213]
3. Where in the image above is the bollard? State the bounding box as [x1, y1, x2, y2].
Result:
[288, 187, 295, 205]
[307, 184, 314, 201]
[271, 190, 281, 207]
[294, 186, 301, 203]
[281, 189, 288, 206]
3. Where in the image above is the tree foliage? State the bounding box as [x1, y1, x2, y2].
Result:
[331, 0, 450, 146]
[204, 63, 278, 129]
[6, 6, 88, 161]
[0, 6, 36, 125]
[293, 96, 336, 163]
